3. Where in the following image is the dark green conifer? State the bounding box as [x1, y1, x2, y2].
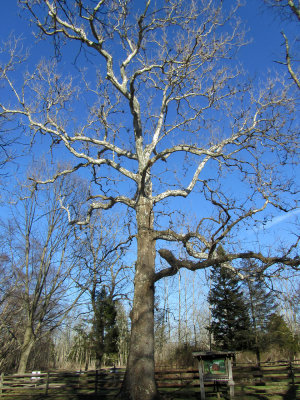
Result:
[91, 287, 119, 368]
[208, 247, 252, 351]
[265, 313, 299, 360]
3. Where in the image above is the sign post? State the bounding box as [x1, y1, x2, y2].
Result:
[193, 351, 235, 400]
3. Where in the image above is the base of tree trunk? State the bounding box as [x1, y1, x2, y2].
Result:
[118, 366, 160, 400]
[117, 383, 161, 400]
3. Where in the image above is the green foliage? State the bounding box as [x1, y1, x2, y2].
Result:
[264, 313, 300, 359]
[240, 261, 299, 361]
[208, 247, 252, 351]
[91, 287, 119, 367]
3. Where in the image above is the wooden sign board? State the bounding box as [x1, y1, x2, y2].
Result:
[192, 351, 235, 400]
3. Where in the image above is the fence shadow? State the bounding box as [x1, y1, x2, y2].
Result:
[0, 361, 299, 399]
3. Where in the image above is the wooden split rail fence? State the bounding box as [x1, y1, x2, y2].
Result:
[0, 370, 124, 398]
[0, 361, 299, 398]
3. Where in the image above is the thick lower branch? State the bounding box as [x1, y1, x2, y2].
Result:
[156, 248, 300, 282]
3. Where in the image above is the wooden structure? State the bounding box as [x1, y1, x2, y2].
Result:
[0, 363, 299, 398]
[193, 351, 235, 399]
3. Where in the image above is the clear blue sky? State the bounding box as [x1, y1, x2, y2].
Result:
[0, 1, 295, 73]
[0, 1, 298, 251]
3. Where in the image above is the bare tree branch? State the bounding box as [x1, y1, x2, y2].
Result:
[157, 246, 300, 283]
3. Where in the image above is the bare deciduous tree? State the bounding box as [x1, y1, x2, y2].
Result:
[0, 169, 85, 374]
[0, 1, 299, 398]
[74, 210, 132, 306]
[0, 254, 24, 373]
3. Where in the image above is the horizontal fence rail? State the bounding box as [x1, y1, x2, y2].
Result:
[0, 360, 299, 398]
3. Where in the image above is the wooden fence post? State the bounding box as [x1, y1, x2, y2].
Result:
[197, 360, 205, 400]
[45, 372, 50, 395]
[95, 370, 98, 395]
[227, 357, 235, 398]
[289, 362, 295, 385]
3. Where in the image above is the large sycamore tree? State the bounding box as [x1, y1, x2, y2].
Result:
[1, 1, 299, 398]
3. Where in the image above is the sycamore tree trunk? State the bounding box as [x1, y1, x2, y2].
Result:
[120, 197, 159, 400]
[17, 325, 35, 374]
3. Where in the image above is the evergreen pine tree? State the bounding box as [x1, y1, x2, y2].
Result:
[91, 287, 119, 368]
[208, 248, 252, 351]
[264, 313, 300, 361]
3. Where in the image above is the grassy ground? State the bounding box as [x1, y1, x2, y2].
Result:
[0, 390, 298, 400]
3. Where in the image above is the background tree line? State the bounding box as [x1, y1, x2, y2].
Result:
[0, 185, 298, 374]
